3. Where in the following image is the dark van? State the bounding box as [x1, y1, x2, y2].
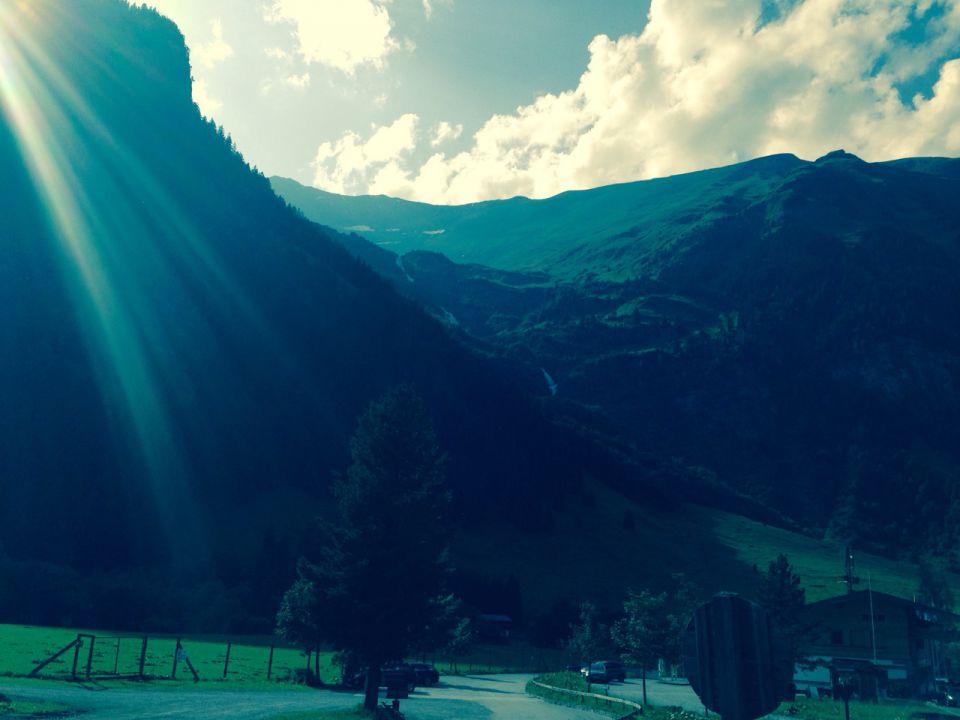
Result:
[583, 660, 626, 683]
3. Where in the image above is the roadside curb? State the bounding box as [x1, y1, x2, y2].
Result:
[528, 678, 644, 718]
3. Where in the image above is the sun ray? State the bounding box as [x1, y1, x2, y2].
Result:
[0, 3, 204, 558]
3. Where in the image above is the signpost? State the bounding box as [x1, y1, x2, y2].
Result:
[683, 593, 793, 720]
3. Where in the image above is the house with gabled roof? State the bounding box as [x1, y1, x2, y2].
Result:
[795, 590, 957, 699]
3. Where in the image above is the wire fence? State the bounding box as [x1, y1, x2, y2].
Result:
[24, 632, 317, 683]
[16, 627, 573, 684]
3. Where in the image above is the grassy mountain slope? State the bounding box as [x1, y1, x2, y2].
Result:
[456, 482, 960, 618]
[277, 153, 960, 560]
[272, 154, 807, 278]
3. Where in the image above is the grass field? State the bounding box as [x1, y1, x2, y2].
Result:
[455, 482, 960, 616]
[269, 710, 367, 720]
[779, 696, 960, 720]
[0, 624, 339, 685]
[0, 695, 71, 717]
[0, 622, 568, 685]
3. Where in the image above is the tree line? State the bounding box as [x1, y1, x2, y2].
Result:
[273, 383, 826, 712]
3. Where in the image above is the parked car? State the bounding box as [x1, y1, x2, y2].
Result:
[344, 663, 418, 694]
[382, 663, 419, 693]
[408, 662, 440, 686]
[929, 683, 960, 708]
[582, 660, 626, 683]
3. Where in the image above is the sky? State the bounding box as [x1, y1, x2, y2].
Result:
[140, 0, 960, 205]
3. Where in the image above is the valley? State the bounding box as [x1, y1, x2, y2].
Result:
[1, 4, 960, 719]
[276, 153, 960, 560]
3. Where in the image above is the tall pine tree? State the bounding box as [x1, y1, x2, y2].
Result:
[759, 554, 808, 668]
[277, 385, 451, 710]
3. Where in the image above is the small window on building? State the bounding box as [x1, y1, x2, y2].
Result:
[830, 629, 844, 645]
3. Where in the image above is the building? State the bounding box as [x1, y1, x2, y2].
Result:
[476, 613, 513, 642]
[795, 590, 956, 699]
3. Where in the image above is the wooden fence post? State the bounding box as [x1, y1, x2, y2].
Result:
[267, 646, 275, 680]
[71, 634, 82, 678]
[113, 637, 121, 675]
[223, 642, 232, 679]
[183, 653, 200, 683]
[29, 638, 81, 678]
[139, 637, 148, 678]
[85, 635, 96, 679]
[172, 638, 181, 679]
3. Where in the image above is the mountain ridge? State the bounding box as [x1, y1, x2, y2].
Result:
[276, 149, 960, 560]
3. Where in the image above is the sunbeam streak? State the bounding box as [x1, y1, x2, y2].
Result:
[0, 3, 202, 557]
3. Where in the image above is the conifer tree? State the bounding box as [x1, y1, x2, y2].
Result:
[759, 554, 807, 667]
[277, 385, 451, 711]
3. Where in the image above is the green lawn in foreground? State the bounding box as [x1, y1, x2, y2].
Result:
[268, 709, 369, 720]
[0, 622, 567, 685]
[777, 697, 960, 720]
[0, 624, 340, 685]
[0, 696, 71, 717]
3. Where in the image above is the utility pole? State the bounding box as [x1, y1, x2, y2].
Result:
[841, 546, 861, 594]
[868, 574, 877, 664]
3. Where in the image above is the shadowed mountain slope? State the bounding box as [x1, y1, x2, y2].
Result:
[0, 0, 632, 585]
[276, 152, 960, 558]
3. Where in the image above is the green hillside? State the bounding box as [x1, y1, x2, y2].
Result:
[278, 153, 960, 563]
[272, 153, 805, 279]
[456, 484, 960, 618]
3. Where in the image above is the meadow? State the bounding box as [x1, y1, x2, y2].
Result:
[0, 624, 332, 685]
[0, 623, 569, 687]
[455, 483, 960, 617]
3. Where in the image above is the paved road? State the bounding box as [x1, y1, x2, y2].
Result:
[0, 680, 358, 719]
[604, 678, 706, 714]
[0, 675, 602, 719]
[404, 674, 601, 720]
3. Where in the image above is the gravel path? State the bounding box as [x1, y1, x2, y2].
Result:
[0, 674, 602, 719]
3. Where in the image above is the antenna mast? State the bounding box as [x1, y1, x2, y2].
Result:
[841, 545, 861, 594]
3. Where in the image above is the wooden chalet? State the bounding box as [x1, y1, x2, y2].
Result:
[795, 590, 957, 699]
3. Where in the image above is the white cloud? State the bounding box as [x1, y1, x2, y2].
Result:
[422, 0, 452, 20]
[284, 72, 311, 89]
[430, 121, 463, 147]
[191, 18, 234, 70]
[266, 0, 401, 74]
[192, 78, 223, 117]
[265, 47, 293, 63]
[310, 0, 960, 203]
[313, 113, 420, 194]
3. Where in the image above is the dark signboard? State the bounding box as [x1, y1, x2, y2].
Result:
[683, 593, 793, 720]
